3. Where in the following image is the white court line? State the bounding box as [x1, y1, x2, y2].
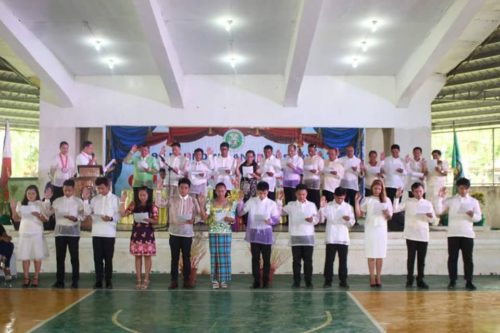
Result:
[347, 291, 386, 333]
[26, 290, 96, 333]
[302, 311, 333, 333]
[112, 309, 142, 333]
[98, 288, 346, 293]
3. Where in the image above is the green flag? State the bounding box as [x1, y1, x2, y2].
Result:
[451, 129, 464, 194]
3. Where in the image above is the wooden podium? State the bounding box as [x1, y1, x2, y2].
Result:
[75, 165, 103, 196]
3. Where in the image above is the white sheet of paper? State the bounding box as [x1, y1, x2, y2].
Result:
[215, 211, 227, 222]
[20, 205, 40, 215]
[133, 212, 149, 223]
[457, 202, 474, 214]
[177, 214, 192, 223]
[304, 164, 314, 171]
[218, 167, 230, 174]
[374, 202, 388, 214]
[416, 202, 433, 215]
[412, 172, 424, 178]
[242, 166, 254, 178]
[428, 160, 437, 170]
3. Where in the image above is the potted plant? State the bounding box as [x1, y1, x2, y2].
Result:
[179, 232, 207, 286]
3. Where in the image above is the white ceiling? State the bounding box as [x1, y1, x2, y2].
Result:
[0, 0, 494, 77]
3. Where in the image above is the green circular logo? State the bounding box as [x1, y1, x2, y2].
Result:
[223, 129, 245, 150]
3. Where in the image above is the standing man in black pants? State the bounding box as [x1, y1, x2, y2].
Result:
[51, 179, 84, 289]
[88, 177, 120, 289]
[436, 177, 482, 290]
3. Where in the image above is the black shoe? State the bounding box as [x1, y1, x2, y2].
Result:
[250, 282, 260, 289]
[305, 283, 313, 289]
[93, 282, 103, 289]
[71, 282, 78, 289]
[52, 282, 65, 289]
[465, 282, 477, 291]
[105, 282, 113, 289]
[168, 281, 178, 290]
[447, 281, 456, 290]
[339, 281, 349, 289]
[405, 281, 413, 288]
[183, 282, 194, 289]
[417, 281, 429, 290]
[375, 284, 382, 288]
[291, 282, 300, 289]
[323, 282, 332, 288]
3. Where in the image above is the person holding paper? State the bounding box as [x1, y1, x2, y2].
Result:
[394, 182, 438, 289]
[281, 144, 304, 205]
[381, 144, 406, 203]
[203, 182, 236, 289]
[258, 145, 282, 201]
[187, 148, 211, 197]
[76, 140, 97, 166]
[405, 147, 428, 198]
[427, 149, 449, 213]
[160, 142, 187, 197]
[355, 179, 393, 287]
[207, 142, 237, 191]
[278, 184, 318, 289]
[87, 177, 121, 289]
[322, 148, 344, 202]
[363, 150, 384, 197]
[49, 141, 76, 200]
[302, 144, 324, 208]
[238, 181, 280, 289]
[50, 179, 84, 289]
[320, 187, 355, 288]
[121, 186, 158, 290]
[339, 145, 363, 211]
[10, 185, 49, 288]
[238, 150, 260, 202]
[124, 145, 158, 204]
[167, 178, 204, 289]
[436, 177, 482, 291]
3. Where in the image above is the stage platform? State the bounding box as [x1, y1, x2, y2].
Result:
[4, 226, 500, 276]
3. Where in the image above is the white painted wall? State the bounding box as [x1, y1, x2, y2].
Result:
[38, 74, 443, 182]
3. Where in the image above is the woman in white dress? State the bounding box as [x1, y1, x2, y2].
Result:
[10, 185, 49, 288]
[355, 179, 392, 287]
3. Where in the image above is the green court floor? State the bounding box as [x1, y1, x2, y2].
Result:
[1, 274, 499, 333]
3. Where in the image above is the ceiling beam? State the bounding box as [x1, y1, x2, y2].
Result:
[283, 0, 324, 107]
[133, 0, 184, 108]
[395, 0, 485, 107]
[0, 2, 75, 107]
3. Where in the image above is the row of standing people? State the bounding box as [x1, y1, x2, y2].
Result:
[4, 173, 480, 291]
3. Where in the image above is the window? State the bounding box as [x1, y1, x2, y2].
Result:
[0, 129, 39, 177]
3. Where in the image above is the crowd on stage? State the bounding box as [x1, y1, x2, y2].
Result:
[0, 140, 482, 292]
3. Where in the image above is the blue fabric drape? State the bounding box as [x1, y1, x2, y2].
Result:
[109, 126, 150, 188]
[315, 128, 362, 156]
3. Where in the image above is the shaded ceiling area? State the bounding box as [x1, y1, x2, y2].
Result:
[0, 57, 39, 130]
[432, 25, 500, 130]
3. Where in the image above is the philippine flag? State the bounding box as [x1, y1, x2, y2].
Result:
[0, 121, 12, 200]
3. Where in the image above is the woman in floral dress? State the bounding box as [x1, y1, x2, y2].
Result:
[121, 186, 158, 289]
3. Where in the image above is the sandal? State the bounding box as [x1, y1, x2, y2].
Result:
[136, 279, 142, 290]
[22, 277, 31, 288]
[32, 277, 39, 288]
[141, 279, 150, 290]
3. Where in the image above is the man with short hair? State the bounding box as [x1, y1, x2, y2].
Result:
[322, 148, 344, 202]
[382, 144, 406, 203]
[160, 142, 187, 197]
[302, 144, 324, 209]
[339, 145, 363, 211]
[51, 179, 84, 289]
[76, 141, 97, 166]
[405, 147, 428, 198]
[394, 182, 438, 289]
[207, 142, 237, 191]
[437, 177, 482, 291]
[238, 181, 280, 289]
[281, 144, 304, 205]
[259, 145, 282, 200]
[279, 184, 318, 288]
[87, 177, 120, 289]
[50, 141, 75, 200]
[167, 178, 204, 289]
